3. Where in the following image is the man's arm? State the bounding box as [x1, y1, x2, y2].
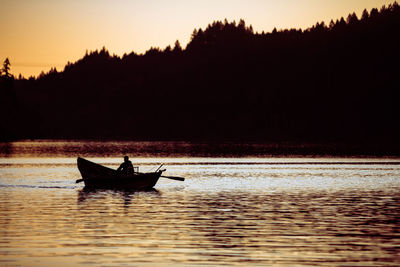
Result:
[117, 163, 124, 171]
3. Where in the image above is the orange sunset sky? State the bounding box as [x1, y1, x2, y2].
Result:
[0, 0, 395, 78]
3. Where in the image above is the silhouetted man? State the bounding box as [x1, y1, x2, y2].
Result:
[117, 155, 134, 175]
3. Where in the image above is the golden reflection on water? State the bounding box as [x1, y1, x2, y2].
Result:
[1, 187, 400, 265]
[0, 153, 400, 265]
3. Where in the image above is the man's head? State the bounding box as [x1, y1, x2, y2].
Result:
[124, 155, 129, 162]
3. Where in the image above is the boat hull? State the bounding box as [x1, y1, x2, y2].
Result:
[77, 157, 162, 190]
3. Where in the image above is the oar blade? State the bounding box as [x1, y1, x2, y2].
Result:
[161, 175, 185, 181]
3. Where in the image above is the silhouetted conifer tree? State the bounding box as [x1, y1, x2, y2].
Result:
[2, 58, 11, 78]
[347, 12, 359, 24]
[173, 40, 182, 52]
[361, 9, 369, 21]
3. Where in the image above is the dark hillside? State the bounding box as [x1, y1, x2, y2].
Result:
[2, 3, 400, 154]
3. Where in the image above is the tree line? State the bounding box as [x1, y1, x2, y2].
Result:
[1, 2, 400, 154]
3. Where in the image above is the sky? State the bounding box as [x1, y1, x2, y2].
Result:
[0, 0, 395, 78]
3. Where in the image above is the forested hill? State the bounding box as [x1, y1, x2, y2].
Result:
[2, 3, 400, 151]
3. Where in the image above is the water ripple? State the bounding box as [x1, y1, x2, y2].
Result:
[0, 157, 400, 266]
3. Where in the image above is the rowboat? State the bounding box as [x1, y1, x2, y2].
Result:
[76, 157, 184, 190]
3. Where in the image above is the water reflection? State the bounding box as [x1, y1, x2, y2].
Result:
[3, 140, 400, 159]
[173, 190, 400, 265]
[78, 188, 161, 208]
[0, 142, 13, 157]
[1, 146, 400, 266]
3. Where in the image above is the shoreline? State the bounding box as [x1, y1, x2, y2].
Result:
[1, 139, 400, 157]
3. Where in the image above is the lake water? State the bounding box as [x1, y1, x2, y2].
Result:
[1, 141, 400, 266]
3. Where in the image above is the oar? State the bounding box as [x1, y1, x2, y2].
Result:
[155, 164, 164, 172]
[161, 175, 185, 181]
[76, 174, 184, 183]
